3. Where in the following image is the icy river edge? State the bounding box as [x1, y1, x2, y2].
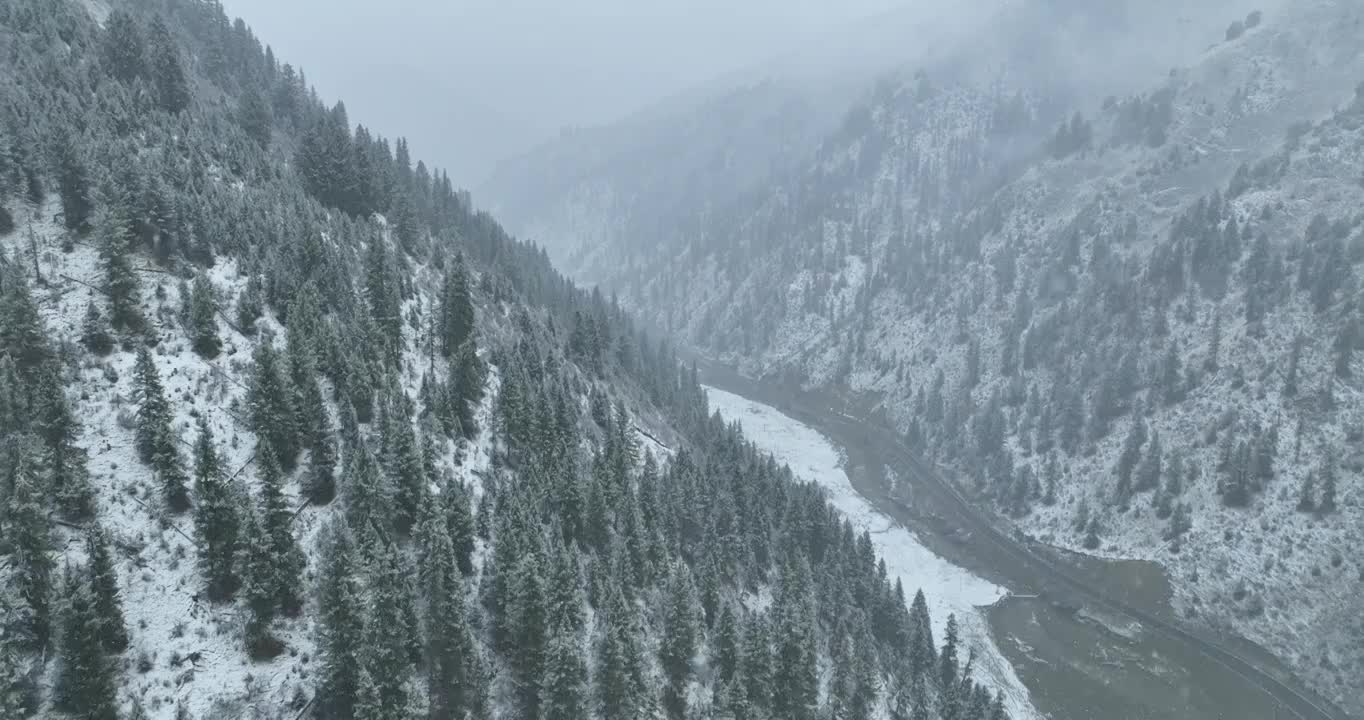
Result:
[703, 385, 1041, 720]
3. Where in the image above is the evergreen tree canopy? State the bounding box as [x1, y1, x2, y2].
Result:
[53, 571, 119, 720]
[193, 415, 241, 600]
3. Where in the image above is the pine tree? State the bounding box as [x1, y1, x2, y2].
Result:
[440, 257, 475, 358]
[365, 237, 402, 365]
[344, 440, 392, 549]
[193, 416, 240, 600]
[101, 10, 146, 83]
[1318, 455, 1337, 515]
[364, 543, 416, 716]
[1284, 334, 1302, 398]
[0, 265, 50, 373]
[1160, 342, 1184, 405]
[1335, 320, 1357, 378]
[45, 428, 93, 518]
[0, 613, 29, 720]
[713, 603, 741, 684]
[475, 487, 494, 541]
[391, 190, 422, 253]
[940, 681, 962, 720]
[302, 368, 338, 504]
[388, 414, 424, 535]
[80, 301, 113, 355]
[850, 627, 879, 720]
[547, 542, 585, 633]
[133, 347, 169, 463]
[53, 572, 119, 720]
[579, 477, 610, 559]
[444, 480, 476, 577]
[147, 17, 191, 113]
[462, 645, 493, 720]
[238, 88, 273, 148]
[940, 613, 960, 691]
[416, 501, 471, 720]
[84, 527, 128, 652]
[1205, 313, 1221, 372]
[1084, 517, 1102, 550]
[1115, 419, 1145, 507]
[510, 551, 551, 717]
[1135, 431, 1162, 493]
[257, 447, 305, 615]
[829, 633, 857, 720]
[903, 679, 927, 720]
[238, 504, 281, 658]
[743, 613, 774, 712]
[716, 675, 750, 720]
[285, 292, 323, 382]
[1165, 503, 1192, 550]
[556, 459, 587, 549]
[248, 342, 301, 468]
[773, 561, 817, 720]
[449, 338, 484, 438]
[287, 329, 336, 504]
[8, 440, 54, 648]
[1254, 425, 1278, 489]
[354, 663, 385, 720]
[989, 693, 1008, 720]
[55, 138, 92, 233]
[908, 589, 935, 680]
[153, 420, 191, 513]
[236, 275, 264, 334]
[660, 562, 700, 719]
[597, 590, 651, 720]
[34, 368, 96, 520]
[1297, 472, 1316, 513]
[97, 206, 143, 331]
[318, 521, 365, 720]
[541, 629, 588, 720]
[188, 275, 220, 357]
[0, 127, 15, 204]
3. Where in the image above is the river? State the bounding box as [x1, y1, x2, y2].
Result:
[700, 372, 1340, 720]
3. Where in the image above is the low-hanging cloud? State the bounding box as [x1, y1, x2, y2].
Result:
[220, 0, 916, 184]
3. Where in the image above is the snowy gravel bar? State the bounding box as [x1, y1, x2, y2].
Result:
[704, 386, 1040, 720]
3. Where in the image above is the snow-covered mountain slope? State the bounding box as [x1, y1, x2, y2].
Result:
[488, 0, 1364, 713]
[1, 198, 501, 717]
[0, 1, 1031, 719]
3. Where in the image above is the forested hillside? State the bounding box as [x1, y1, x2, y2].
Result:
[0, 1, 1016, 719]
[484, 0, 1364, 714]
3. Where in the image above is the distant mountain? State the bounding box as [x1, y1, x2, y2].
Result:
[481, 0, 1273, 288]
[486, 0, 1364, 713]
[479, 78, 843, 284]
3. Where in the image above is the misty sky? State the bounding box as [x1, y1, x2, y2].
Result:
[221, 0, 910, 184]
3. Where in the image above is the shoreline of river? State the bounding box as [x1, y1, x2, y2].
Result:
[697, 363, 1321, 720]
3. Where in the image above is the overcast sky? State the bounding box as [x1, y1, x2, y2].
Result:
[220, 0, 912, 184]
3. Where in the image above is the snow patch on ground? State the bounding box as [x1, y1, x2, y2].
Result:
[3, 200, 504, 719]
[702, 386, 1040, 720]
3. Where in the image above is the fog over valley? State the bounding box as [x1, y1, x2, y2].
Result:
[1, 2, 1361, 720]
[220, 0, 921, 182]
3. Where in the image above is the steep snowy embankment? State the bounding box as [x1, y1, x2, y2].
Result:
[703, 386, 1039, 720]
